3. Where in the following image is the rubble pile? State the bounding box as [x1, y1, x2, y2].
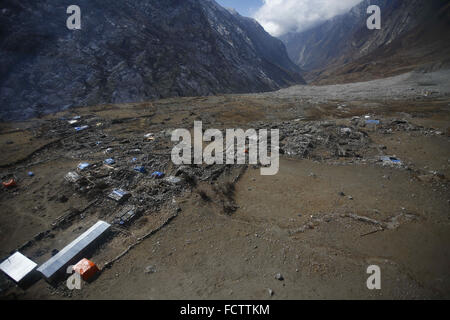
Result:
[251, 120, 372, 159]
[1, 114, 251, 234]
[246, 116, 448, 165]
[351, 117, 445, 136]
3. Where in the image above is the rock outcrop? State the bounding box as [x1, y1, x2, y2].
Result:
[0, 0, 304, 121]
[281, 0, 450, 83]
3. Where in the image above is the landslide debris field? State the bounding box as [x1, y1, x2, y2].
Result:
[1, 70, 449, 299]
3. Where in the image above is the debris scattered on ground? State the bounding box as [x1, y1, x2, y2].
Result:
[417, 172, 446, 183]
[165, 176, 182, 185]
[133, 166, 147, 174]
[108, 189, 131, 203]
[341, 128, 352, 134]
[152, 171, 165, 179]
[381, 156, 402, 166]
[1, 94, 448, 299]
[104, 158, 115, 165]
[2, 179, 17, 188]
[74, 125, 89, 132]
[275, 273, 284, 281]
[65, 172, 81, 183]
[77, 163, 90, 171]
[115, 205, 137, 225]
[347, 213, 386, 229]
[144, 265, 157, 274]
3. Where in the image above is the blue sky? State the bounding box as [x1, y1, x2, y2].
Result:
[216, 0, 263, 17]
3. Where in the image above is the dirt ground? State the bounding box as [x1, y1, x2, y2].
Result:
[0, 71, 449, 299]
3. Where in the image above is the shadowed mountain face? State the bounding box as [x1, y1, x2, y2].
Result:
[281, 0, 450, 83]
[0, 0, 305, 121]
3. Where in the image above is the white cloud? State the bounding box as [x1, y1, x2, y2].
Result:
[253, 0, 362, 36]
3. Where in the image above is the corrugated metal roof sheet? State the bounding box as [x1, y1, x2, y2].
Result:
[37, 220, 110, 280]
[0, 252, 37, 283]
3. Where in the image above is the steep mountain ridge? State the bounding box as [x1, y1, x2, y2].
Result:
[0, 0, 304, 121]
[281, 0, 450, 83]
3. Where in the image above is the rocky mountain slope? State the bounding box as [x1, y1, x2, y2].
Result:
[281, 0, 450, 83]
[0, 0, 304, 121]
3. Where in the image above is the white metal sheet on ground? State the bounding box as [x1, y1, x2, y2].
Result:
[0, 252, 37, 283]
[37, 220, 110, 280]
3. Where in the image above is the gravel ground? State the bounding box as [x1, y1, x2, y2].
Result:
[257, 69, 450, 103]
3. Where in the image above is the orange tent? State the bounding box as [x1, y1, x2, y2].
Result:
[73, 258, 99, 281]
